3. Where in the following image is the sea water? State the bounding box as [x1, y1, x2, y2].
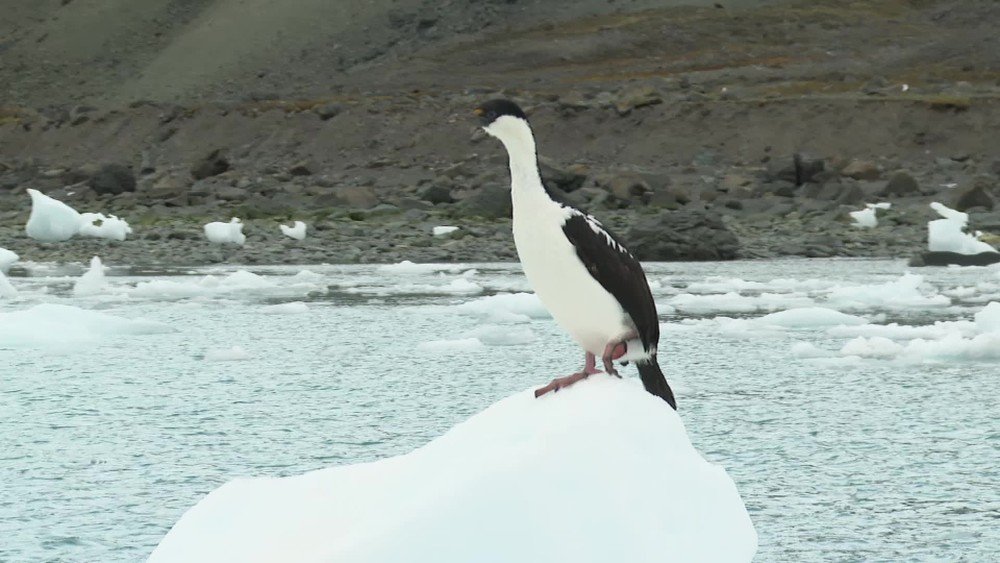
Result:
[1, 259, 998, 561]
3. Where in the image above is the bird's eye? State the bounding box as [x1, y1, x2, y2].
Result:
[488, 111, 497, 119]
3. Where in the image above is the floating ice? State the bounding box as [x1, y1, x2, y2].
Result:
[756, 307, 867, 328]
[280, 221, 307, 240]
[840, 336, 904, 359]
[828, 320, 976, 341]
[130, 270, 324, 301]
[0, 271, 17, 299]
[927, 202, 997, 255]
[824, 273, 950, 310]
[791, 341, 835, 358]
[25, 189, 82, 242]
[262, 301, 310, 315]
[376, 261, 462, 274]
[667, 291, 813, 315]
[148, 378, 756, 563]
[0, 303, 173, 346]
[204, 218, 246, 245]
[455, 292, 550, 322]
[849, 202, 890, 229]
[73, 256, 110, 296]
[432, 226, 459, 236]
[468, 324, 536, 346]
[0, 248, 18, 273]
[205, 346, 252, 361]
[78, 212, 133, 241]
[416, 337, 484, 353]
[974, 301, 1000, 332]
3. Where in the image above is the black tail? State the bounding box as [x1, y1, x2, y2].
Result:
[637, 356, 677, 410]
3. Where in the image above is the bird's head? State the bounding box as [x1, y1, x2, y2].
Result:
[474, 99, 530, 144]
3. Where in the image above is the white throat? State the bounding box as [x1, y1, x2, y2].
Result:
[483, 116, 545, 200]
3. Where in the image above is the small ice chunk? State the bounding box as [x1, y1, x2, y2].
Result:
[262, 302, 310, 315]
[73, 256, 109, 296]
[79, 212, 133, 241]
[455, 292, 550, 320]
[205, 346, 252, 361]
[469, 325, 535, 346]
[377, 261, 461, 274]
[0, 248, 18, 273]
[756, 307, 866, 328]
[0, 271, 17, 299]
[25, 189, 82, 242]
[432, 226, 459, 236]
[280, 221, 307, 240]
[840, 336, 903, 359]
[974, 302, 1000, 333]
[417, 337, 484, 353]
[791, 342, 835, 358]
[443, 278, 482, 294]
[849, 207, 878, 228]
[204, 218, 246, 245]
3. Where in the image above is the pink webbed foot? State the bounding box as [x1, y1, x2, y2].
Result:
[602, 341, 628, 377]
[534, 353, 603, 398]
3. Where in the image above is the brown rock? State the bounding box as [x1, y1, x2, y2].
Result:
[880, 171, 920, 196]
[841, 160, 881, 181]
[953, 177, 995, 211]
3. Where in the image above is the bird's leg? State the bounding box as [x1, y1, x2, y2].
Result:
[534, 352, 602, 398]
[602, 331, 637, 377]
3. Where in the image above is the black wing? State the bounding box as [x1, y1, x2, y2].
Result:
[561, 210, 660, 353]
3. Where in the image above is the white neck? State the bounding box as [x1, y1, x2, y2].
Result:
[485, 116, 548, 203]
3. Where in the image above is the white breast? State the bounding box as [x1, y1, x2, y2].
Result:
[512, 197, 633, 356]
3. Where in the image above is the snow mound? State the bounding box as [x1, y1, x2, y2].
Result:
[432, 226, 459, 236]
[205, 346, 251, 361]
[149, 378, 756, 563]
[0, 247, 19, 273]
[0, 271, 17, 299]
[204, 218, 246, 245]
[455, 292, 550, 322]
[280, 221, 307, 240]
[927, 202, 997, 255]
[79, 212, 133, 241]
[73, 256, 109, 296]
[756, 307, 866, 328]
[261, 301, 310, 314]
[25, 189, 82, 242]
[0, 303, 173, 346]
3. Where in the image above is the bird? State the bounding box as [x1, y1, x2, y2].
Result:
[475, 99, 677, 409]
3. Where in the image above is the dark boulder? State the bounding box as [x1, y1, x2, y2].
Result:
[765, 153, 825, 186]
[191, 149, 230, 180]
[419, 184, 455, 205]
[910, 251, 1000, 267]
[625, 210, 740, 261]
[88, 163, 136, 195]
[953, 179, 994, 211]
[538, 157, 587, 193]
[458, 184, 511, 219]
[880, 171, 920, 197]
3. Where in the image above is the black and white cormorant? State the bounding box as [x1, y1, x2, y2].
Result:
[475, 99, 677, 409]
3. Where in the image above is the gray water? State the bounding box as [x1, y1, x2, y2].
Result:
[1, 259, 998, 562]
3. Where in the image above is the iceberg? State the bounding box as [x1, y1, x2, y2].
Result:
[280, 221, 307, 240]
[149, 378, 756, 563]
[204, 218, 246, 245]
[73, 256, 109, 296]
[0, 303, 173, 346]
[25, 188, 82, 242]
[927, 202, 997, 255]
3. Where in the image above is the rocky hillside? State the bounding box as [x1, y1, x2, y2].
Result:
[1, 0, 999, 266]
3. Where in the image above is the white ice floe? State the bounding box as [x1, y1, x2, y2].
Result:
[824, 273, 950, 310]
[0, 248, 18, 273]
[468, 324, 536, 346]
[130, 270, 325, 301]
[78, 212, 133, 241]
[927, 202, 998, 255]
[280, 221, 307, 240]
[261, 301, 310, 315]
[25, 189, 82, 242]
[73, 256, 110, 296]
[791, 341, 836, 358]
[755, 307, 867, 328]
[0, 303, 173, 346]
[0, 271, 17, 299]
[454, 292, 550, 322]
[432, 226, 459, 236]
[849, 203, 890, 228]
[828, 320, 976, 341]
[667, 291, 814, 315]
[840, 336, 905, 359]
[204, 218, 246, 245]
[416, 337, 484, 353]
[148, 378, 756, 563]
[205, 346, 252, 361]
[376, 261, 462, 274]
